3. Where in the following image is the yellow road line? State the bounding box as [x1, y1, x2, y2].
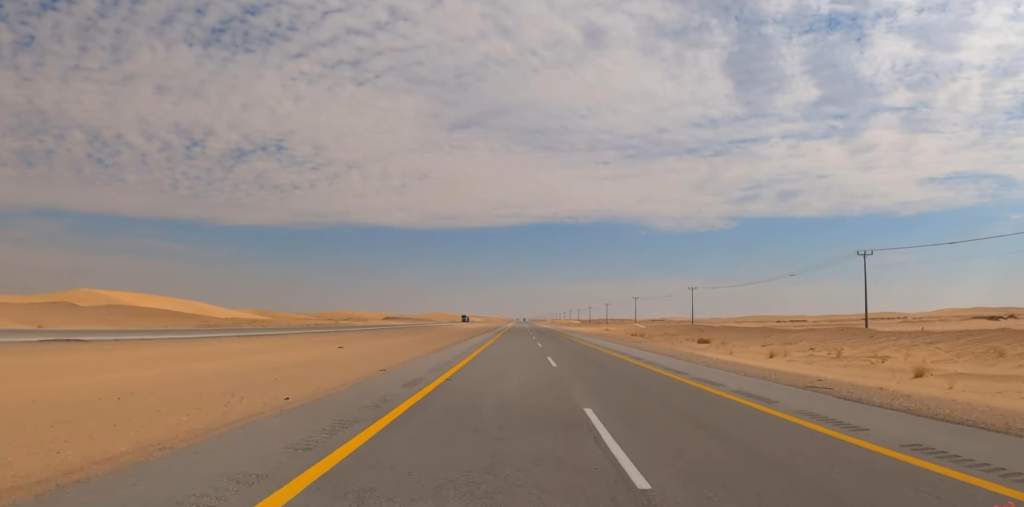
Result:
[255, 326, 509, 507]
[556, 329, 1024, 502]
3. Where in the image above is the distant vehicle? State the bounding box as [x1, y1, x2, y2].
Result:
[461, 314, 470, 323]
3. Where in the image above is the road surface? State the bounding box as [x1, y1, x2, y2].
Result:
[17, 323, 1024, 506]
[0, 322, 452, 343]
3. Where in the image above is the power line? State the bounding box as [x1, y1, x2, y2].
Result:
[637, 292, 675, 301]
[858, 229, 1024, 328]
[697, 273, 797, 290]
[550, 229, 1024, 325]
[868, 230, 1024, 252]
[696, 254, 852, 291]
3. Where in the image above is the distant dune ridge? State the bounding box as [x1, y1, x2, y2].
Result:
[0, 288, 485, 329]
[0, 288, 267, 320]
[0, 302, 239, 330]
[311, 310, 390, 321]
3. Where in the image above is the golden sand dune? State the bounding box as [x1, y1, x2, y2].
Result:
[244, 309, 322, 321]
[312, 310, 390, 321]
[0, 288, 267, 321]
[0, 302, 236, 329]
[0, 288, 487, 330]
[395, 312, 463, 322]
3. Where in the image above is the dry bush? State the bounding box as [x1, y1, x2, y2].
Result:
[696, 337, 711, 345]
[911, 365, 930, 379]
[834, 348, 844, 359]
[768, 349, 778, 359]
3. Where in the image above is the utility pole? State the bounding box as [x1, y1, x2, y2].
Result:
[688, 286, 697, 325]
[857, 250, 874, 329]
[604, 303, 609, 325]
[588, 306, 592, 324]
[632, 296, 639, 322]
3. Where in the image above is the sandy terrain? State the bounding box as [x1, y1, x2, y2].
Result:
[702, 306, 1024, 331]
[0, 289, 492, 329]
[550, 310, 1024, 436]
[0, 289, 267, 320]
[0, 302, 254, 330]
[0, 323, 499, 505]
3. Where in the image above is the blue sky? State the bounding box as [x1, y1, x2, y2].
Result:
[2, 202, 1022, 317]
[1, 0, 1023, 316]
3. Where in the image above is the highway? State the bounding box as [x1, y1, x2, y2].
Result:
[18, 323, 1024, 506]
[0, 322, 452, 343]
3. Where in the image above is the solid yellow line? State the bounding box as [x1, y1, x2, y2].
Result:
[556, 329, 1024, 502]
[255, 326, 509, 507]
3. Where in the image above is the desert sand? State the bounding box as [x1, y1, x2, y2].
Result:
[0, 323, 499, 504]
[0, 289, 267, 320]
[0, 289, 491, 329]
[550, 308, 1024, 437]
[701, 306, 1024, 331]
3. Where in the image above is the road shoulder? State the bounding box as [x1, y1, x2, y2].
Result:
[545, 325, 1024, 497]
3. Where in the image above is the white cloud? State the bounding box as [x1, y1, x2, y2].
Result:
[1, 0, 1022, 229]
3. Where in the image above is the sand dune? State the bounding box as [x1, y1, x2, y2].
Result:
[395, 312, 463, 322]
[0, 288, 267, 320]
[0, 289, 484, 329]
[0, 302, 238, 329]
[311, 310, 390, 321]
[244, 309, 322, 321]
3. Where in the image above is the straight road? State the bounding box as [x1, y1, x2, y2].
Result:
[0, 322, 453, 343]
[18, 323, 1023, 506]
[274, 324, 1013, 506]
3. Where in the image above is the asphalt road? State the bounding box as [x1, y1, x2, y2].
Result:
[17, 323, 1024, 506]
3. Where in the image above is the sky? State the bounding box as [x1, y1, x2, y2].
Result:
[1, 0, 1023, 317]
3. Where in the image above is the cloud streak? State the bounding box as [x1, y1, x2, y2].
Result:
[1, 0, 1022, 229]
